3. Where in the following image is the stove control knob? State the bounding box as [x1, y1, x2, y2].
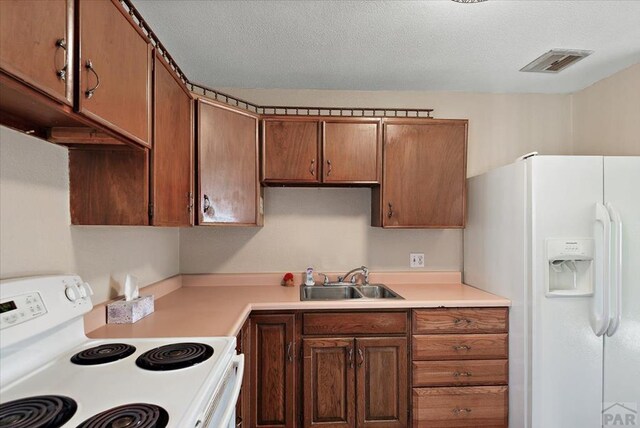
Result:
[81, 282, 94, 297]
[65, 285, 79, 302]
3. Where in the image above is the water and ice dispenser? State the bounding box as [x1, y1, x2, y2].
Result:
[545, 238, 594, 296]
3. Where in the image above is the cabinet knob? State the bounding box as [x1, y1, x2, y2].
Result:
[84, 59, 101, 98]
[309, 159, 315, 176]
[55, 39, 67, 81]
[326, 159, 332, 177]
[203, 194, 212, 215]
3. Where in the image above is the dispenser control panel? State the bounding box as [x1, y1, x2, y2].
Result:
[545, 238, 594, 297]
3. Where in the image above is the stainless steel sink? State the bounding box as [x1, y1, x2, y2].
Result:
[357, 284, 402, 299]
[301, 285, 363, 300]
[300, 284, 403, 301]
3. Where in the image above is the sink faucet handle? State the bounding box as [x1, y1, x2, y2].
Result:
[318, 273, 330, 285]
[362, 266, 369, 284]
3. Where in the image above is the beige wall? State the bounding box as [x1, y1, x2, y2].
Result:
[180, 187, 462, 273]
[0, 127, 180, 302]
[571, 63, 640, 155]
[182, 89, 572, 273]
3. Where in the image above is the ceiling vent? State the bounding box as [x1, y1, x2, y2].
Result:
[520, 49, 593, 73]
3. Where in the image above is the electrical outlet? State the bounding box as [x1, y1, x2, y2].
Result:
[410, 253, 425, 268]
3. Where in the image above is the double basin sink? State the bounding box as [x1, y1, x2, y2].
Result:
[300, 283, 403, 301]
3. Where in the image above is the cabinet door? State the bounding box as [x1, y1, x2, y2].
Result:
[323, 120, 380, 183]
[262, 119, 320, 183]
[197, 99, 261, 226]
[381, 120, 467, 228]
[303, 338, 355, 428]
[355, 337, 408, 428]
[78, 0, 152, 147]
[151, 53, 193, 226]
[251, 314, 296, 428]
[0, 0, 72, 105]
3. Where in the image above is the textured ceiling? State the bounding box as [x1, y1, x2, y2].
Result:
[133, 0, 640, 94]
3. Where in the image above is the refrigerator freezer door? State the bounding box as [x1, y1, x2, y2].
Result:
[603, 156, 640, 418]
[529, 156, 604, 428]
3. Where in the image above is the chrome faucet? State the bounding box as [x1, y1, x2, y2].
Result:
[338, 266, 369, 285]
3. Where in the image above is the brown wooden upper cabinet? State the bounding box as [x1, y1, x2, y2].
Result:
[197, 99, 262, 226]
[262, 117, 381, 185]
[0, 0, 73, 106]
[374, 119, 468, 228]
[151, 52, 193, 226]
[262, 119, 321, 183]
[77, 0, 152, 148]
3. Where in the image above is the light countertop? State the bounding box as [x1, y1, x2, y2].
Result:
[87, 278, 509, 339]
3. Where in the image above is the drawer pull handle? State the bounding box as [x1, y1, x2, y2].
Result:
[348, 347, 354, 369]
[326, 159, 332, 176]
[55, 38, 67, 81]
[454, 318, 473, 325]
[357, 348, 364, 367]
[309, 159, 315, 176]
[84, 59, 100, 98]
[286, 342, 294, 363]
[452, 345, 471, 351]
[453, 371, 472, 377]
[453, 407, 472, 416]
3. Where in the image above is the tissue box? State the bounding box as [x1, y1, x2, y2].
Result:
[107, 295, 154, 324]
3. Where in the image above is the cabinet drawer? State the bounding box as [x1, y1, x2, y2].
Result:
[413, 360, 508, 387]
[303, 312, 407, 335]
[413, 386, 508, 427]
[413, 334, 508, 360]
[413, 308, 508, 334]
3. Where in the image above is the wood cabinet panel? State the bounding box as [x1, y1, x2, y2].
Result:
[303, 312, 407, 336]
[413, 308, 508, 334]
[412, 386, 508, 428]
[236, 319, 251, 428]
[0, 0, 72, 105]
[381, 119, 467, 228]
[303, 338, 355, 428]
[251, 314, 296, 428]
[152, 53, 193, 226]
[78, 0, 151, 147]
[262, 119, 320, 182]
[322, 120, 380, 183]
[413, 334, 508, 361]
[197, 99, 261, 226]
[69, 147, 149, 225]
[413, 360, 508, 387]
[356, 337, 408, 428]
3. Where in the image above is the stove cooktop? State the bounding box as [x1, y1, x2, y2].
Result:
[0, 337, 234, 428]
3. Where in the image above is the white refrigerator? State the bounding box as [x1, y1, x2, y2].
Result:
[464, 155, 639, 428]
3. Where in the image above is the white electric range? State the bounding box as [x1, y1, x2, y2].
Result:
[0, 275, 244, 428]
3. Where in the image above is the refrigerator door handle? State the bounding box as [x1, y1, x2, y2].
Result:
[605, 202, 623, 337]
[593, 203, 612, 337]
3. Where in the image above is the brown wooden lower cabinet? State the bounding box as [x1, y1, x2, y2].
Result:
[302, 336, 407, 428]
[250, 314, 296, 428]
[412, 386, 508, 428]
[303, 338, 355, 428]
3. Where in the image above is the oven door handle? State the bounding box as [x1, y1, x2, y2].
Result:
[219, 354, 245, 428]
